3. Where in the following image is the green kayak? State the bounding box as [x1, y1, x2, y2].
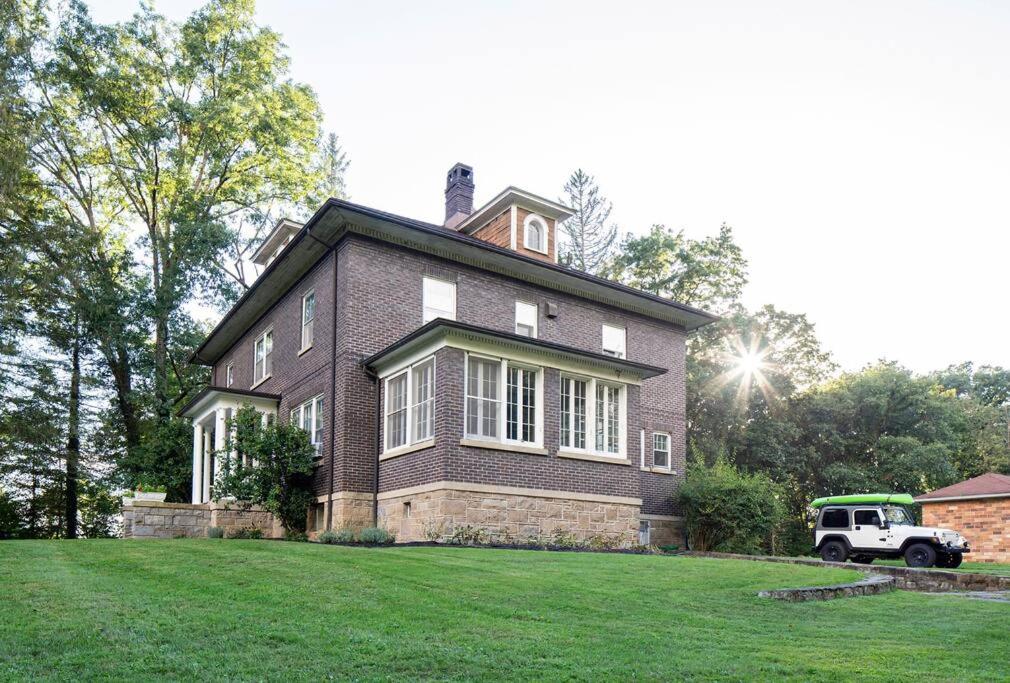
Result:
[810, 493, 916, 508]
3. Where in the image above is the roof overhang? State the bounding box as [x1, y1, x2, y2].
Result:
[362, 318, 667, 383]
[178, 386, 281, 419]
[190, 199, 719, 366]
[915, 492, 1010, 504]
[456, 187, 574, 234]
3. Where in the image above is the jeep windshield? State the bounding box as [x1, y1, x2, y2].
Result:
[883, 506, 914, 526]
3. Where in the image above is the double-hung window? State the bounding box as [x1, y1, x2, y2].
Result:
[560, 375, 626, 458]
[253, 329, 273, 386]
[465, 354, 541, 447]
[422, 277, 456, 323]
[602, 324, 626, 358]
[384, 357, 435, 452]
[300, 290, 315, 352]
[290, 395, 324, 455]
[515, 301, 537, 338]
[653, 432, 670, 469]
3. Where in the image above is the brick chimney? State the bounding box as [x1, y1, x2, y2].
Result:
[444, 163, 474, 230]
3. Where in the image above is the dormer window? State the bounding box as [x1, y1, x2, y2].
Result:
[523, 214, 548, 254]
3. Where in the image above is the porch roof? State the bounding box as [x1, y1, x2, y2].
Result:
[178, 386, 281, 419]
[362, 318, 668, 381]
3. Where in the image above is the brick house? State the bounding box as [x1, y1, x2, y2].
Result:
[180, 164, 717, 545]
[916, 472, 1010, 563]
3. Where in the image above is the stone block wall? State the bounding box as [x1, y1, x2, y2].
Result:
[921, 497, 1010, 562]
[642, 515, 685, 547]
[122, 500, 282, 539]
[377, 484, 639, 545]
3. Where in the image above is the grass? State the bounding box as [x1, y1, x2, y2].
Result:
[1, 541, 1008, 681]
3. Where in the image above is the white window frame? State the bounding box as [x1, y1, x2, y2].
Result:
[252, 328, 273, 387]
[225, 363, 234, 388]
[422, 276, 456, 324]
[602, 324, 626, 359]
[382, 355, 436, 455]
[300, 289, 316, 353]
[559, 373, 627, 459]
[290, 394, 324, 456]
[464, 352, 543, 449]
[515, 300, 538, 338]
[523, 214, 549, 254]
[653, 432, 671, 470]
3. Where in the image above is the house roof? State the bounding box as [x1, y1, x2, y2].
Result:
[361, 318, 668, 380]
[178, 386, 281, 418]
[189, 197, 719, 366]
[455, 187, 574, 234]
[250, 218, 303, 265]
[915, 472, 1010, 503]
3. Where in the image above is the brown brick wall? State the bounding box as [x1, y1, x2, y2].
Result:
[209, 231, 689, 525]
[922, 498, 1010, 562]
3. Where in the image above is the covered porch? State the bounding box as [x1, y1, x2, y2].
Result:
[179, 387, 280, 504]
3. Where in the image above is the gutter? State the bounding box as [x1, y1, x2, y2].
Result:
[916, 492, 1010, 504]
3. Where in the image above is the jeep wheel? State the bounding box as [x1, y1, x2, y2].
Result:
[851, 555, 874, 565]
[936, 553, 963, 569]
[820, 540, 848, 563]
[904, 543, 937, 568]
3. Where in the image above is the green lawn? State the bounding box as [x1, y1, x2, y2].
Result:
[1, 541, 1008, 681]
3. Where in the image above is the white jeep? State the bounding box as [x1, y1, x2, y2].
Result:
[814, 504, 970, 568]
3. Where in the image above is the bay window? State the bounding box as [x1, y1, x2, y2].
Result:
[465, 354, 541, 447]
[384, 356, 435, 453]
[290, 395, 324, 455]
[560, 374, 626, 458]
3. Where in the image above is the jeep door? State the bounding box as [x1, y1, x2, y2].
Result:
[850, 508, 887, 549]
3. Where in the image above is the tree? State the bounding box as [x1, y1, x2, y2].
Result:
[2, 0, 326, 461]
[603, 223, 747, 314]
[214, 405, 316, 533]
[558, 169, 617, 273]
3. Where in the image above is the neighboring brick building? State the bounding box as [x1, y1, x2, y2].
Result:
[180, 163, 717, 545]
[916, 473, 1010, 563]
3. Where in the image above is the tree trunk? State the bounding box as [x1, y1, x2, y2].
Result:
[103, 342, 141, 455]
[65, 324, 81, 540]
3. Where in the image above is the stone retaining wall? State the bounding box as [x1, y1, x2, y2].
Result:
[122, 500, 282, 539]
[687, 551, 1010, 593]
[758, 574, 895, 601]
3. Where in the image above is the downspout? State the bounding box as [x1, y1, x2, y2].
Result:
[365, 366, 380, 526]
[326, 244, 338, 531]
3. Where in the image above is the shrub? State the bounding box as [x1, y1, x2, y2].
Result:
[448, 525, 487, 546]
[207, 527, 224, 539]
[227, 527, 264, 540]
[676, 461, 784, 554]
[357, 527, 394, 544]
[284, 530, 308, 542]
[318, 528, 354, 544]
[549, 528, 581, 548]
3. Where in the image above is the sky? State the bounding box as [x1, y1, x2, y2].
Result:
[89, 0, 1010, 373]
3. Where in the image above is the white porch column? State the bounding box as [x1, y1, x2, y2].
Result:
[214, 408, 228, 472]
[202, 427, 212, 503]
[191, 422, 204, 504]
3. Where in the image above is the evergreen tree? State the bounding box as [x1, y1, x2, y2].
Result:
[558, 169, 617, 274]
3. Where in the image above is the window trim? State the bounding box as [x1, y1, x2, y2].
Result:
[514, 300, 538, 338]
[422, 276, 456, 324]
[652, 432, 671, 470]
[523, 213, 549, 255]
[299, 289, 316, 354]
[251, 327, 273, 388]
[601, 323, 627, 359]
[382, 355, 437, 455]
[463, 352, 544, 450]
[290, 394, 325, 458]
[558, 372, 627, 460]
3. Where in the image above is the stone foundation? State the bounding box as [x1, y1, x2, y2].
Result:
[377, 483, 640, 546]
[122, 499, 282, 539]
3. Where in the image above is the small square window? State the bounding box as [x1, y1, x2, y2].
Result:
[602, 324, 626, 358]
[515, 300, 537, 338]
[423, 277, 456, 323]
